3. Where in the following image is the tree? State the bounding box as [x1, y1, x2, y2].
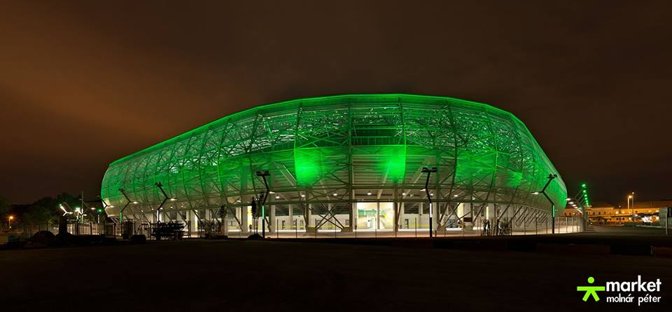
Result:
[0, 195, 9, 217]
[0, 195, 9, 231]
[23, 204, 57, 225]
[25, 196, 65, 225]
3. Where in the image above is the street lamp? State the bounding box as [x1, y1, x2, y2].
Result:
[8, 215, 14, 230]
[59, 204, 69, 216]
[256, 170, 271, 238]
[532, 173, 558, 234]
[627, 192, 635, 221]
[155, 182, 176, 223]
[421, 167, 437, 238]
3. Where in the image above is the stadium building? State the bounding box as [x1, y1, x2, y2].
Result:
[101, 94, 570, 238]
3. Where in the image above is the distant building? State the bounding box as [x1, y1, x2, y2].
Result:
[563, 200, 671, 225]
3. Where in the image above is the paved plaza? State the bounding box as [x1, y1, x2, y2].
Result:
[1, 233, 670, 311]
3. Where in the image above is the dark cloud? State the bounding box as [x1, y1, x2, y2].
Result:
[0, 0, 671, 203]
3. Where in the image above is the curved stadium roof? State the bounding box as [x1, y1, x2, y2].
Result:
[101, 94, 566, 217]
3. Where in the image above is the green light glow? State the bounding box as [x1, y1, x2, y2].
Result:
[375, 145, 407, 183]
[455, 150, 497, 184]
[294, 147, 325, 187]
[101, 94, 567, 216]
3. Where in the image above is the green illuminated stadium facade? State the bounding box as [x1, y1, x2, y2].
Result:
[101, 94, 567, 236]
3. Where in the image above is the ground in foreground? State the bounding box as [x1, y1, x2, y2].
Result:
[0, 239, 670, 311]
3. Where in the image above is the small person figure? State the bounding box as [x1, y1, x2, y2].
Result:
[577, 276, 605, 302]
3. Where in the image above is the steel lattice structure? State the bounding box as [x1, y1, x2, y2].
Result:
[101, 94, 566, 235]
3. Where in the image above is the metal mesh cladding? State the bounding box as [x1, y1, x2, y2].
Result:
[101, 94, 566, 217]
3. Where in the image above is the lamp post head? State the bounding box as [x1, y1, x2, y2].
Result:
[256, 170, 270, 177]
[421, 167, 437, 173]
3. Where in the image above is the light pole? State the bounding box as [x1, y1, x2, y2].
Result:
[155, 182, 176, 223]
[628, 192, 635, 221]
[119, 188, 133, 227]
[8, 215, 14, 230]
[256, 170, 271, 239]
[532, 174, 558, 234]
[421, 167, 437, 238]
[74, 206, 82, 235]
[90, 207, 96, 224]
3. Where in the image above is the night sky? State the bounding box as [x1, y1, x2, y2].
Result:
[1, 1, 670, 204]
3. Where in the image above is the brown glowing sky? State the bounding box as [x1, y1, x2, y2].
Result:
[1, 1, 671, 204]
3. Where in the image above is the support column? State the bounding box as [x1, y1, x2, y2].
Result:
[399, 202, 405, 229]
[161, 210, 168, 223]
[419, 202, 425, 230]
[269, 205, 276, 233]
[187, 210, 192, 238]
[222, 207, 229, 235]
[192, 210, 199, 237]
[241, 206, 249, 234]
[350, 202, 356, 231]
[204, 209, 210, 236]
[393, 186, 399, 233]
[432, 201, 439, 233]
[487, 204, 495, 235]
[376, 202, 380, 230]
[327, 203, 333, 230]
